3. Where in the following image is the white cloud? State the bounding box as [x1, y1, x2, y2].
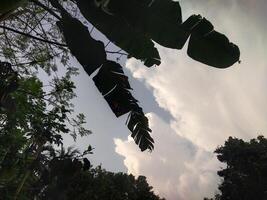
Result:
[115, 113, 220, 200]
[115, 0, 267, 199]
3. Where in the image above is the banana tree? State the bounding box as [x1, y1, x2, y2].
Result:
[0, 0, 240, 152]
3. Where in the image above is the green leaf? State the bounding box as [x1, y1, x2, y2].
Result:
[76, 0, 161, 67]
[187, 18, 240, 68]
[57, 13, 106, 76]
[93, 60, 132, 95]
[0, 61, 19, 113]
[0, 0, 26, 14]
[105, 0, 240, 68]
[135, 0, 182, 24]
[127, 109, 154, 152]
[93, 60, 154, 151]
[93, 60, 137, 117]
[107, 0, 189, 49]
[104, 87, 137, 117]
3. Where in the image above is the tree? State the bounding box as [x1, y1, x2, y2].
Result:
[0, 0, 240, 151]
[33, 147, 165, 200]
[207, 136, 267, 200]
[0, 59, 92, 199]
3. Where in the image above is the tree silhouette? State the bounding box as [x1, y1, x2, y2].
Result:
[207, 136, 267, 200]
[0, 62, 92, 199]
[33, 147, 165, 200]
[0, 0, 240, 151]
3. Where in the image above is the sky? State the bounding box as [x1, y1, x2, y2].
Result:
[64, 0, 267, 199]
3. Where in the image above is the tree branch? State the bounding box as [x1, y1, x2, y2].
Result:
[30, 0, 61, 20]
[0, 25, 67, 47]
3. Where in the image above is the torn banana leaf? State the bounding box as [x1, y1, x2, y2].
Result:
[187, 18, 240, 68]
[76, 0, 160, 67]
[108, 0, 189, 49]
[93, 60, 136, 117]
[93, 60, 131, 95]
[135, 0, 182, 24]
[57, 13, 106, 76]
[107, 0, 240, 67]
[93, 60, 154, 151]
[104, 87, 138, 117]
[127, 109, 154, 151]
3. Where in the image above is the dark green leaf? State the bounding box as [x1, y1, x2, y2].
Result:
[93, 60, 131, 95]
[76, 0, 161, 67]
[135, 0, 182, 24]
[127, 110, 154, 151]
[104, 87, 137, 117]
[108, 0, 189, 49]
[93, 60, 154, 151]
[187, 18, 240, 68]
[57, 13, 106, 75]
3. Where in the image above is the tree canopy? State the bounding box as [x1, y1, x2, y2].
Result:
[0, 0, 240, 152]
[207, 136, 267, 200]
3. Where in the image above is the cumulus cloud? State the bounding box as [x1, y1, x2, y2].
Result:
[115, 113, 220, 200]
[114, 0, 267, 199]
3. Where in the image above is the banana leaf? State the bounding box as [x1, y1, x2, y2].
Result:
[187, 18, 240, 68]
[127, 109, 154, 151]
[76, 0, 160, 67]
[107, 0, 240, 67]
[93, 61, 136, 117]
[57, 13, 106, 76]
[107, 0, 189, 49]
[93, 60, 154, 151]
[93, 60, 131, 96]
[104, 87, 137, 117]
[135, 0, 182, 24]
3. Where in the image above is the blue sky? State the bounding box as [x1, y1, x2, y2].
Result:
[63, 0, 267, 199]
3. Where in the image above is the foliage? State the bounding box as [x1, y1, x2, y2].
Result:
[207, 136, 267, 200]
[34, 149, 165, 200]
[0, 0, 240, 151]
[0, 0, 27, 16]
[0, 79, 163, 199]
[0, 60, 91, 199]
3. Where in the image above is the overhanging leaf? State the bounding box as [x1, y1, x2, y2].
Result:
[93, 60, 131, 95]
[57, 13, 106, 76]
[107, 0, 189, 49]
[93, 60, 154, 151]
[104, 87, 137, 117]
[93, 60, 136, 117]
[135, 0, 182, 24]
[127, 109, 154, 151]
[105, 0, 240, 67]
[76, 0, 161, 67]
[187, 18, 240, 68]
